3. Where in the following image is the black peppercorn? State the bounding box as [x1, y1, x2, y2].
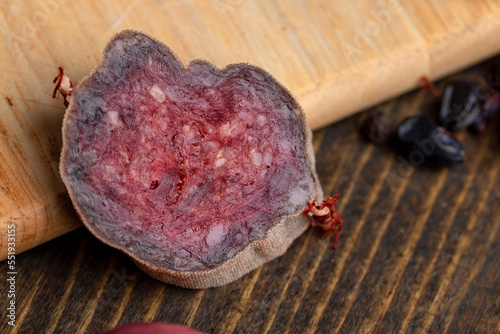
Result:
[361, 111, 391, 144]
[470, 91, 500, 133]
[439, 81, 483, 131]
[394, 115, 466, 167]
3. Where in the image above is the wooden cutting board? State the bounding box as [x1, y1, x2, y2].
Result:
[1, 0, 500, 259]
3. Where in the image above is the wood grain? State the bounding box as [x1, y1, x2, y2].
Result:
[2, 0, 500, 260]
[2, 57, 500, 333]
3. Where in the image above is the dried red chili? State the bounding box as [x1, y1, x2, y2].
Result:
[52, 67, 73, 107]
[303, 195, 343, 249]
[420, 76, 441, 97]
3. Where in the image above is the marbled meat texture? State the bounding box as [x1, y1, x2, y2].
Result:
[60, 30, 320, 280]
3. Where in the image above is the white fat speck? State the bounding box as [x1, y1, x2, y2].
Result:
[234, 233, 243, 243]
[148, 55, 153, 65]
[215, 158, 226, 167]
[250, 149, 262, 166]
[108, 110, 121, 126]
[263, 152, 273, 165]
[186, 184, 198, 195]
[119, 151, 129, 161]
[220, 121, 235, 136]
[117, 187, 128, 195]
[278, 139, 291, 150]
[206, 224, 225, 248]
[182, 228, 194, 238]
[288, 185, 310, 207]
[257, 115, 266, 126]
[103, 165, 116, 181]
[176, 249, 190, 258]
[113, 40, 126, 54]
[149, 84, 166, 102]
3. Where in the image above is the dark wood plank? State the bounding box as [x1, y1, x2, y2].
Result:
[2, 56, 500, 334]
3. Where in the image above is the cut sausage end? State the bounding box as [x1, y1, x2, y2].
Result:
[60, 30, 322, 288]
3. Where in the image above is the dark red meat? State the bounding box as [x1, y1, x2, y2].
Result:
[60, 30, 321, 288]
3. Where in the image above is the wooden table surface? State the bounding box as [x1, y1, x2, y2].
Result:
[3, 56, 500, 334]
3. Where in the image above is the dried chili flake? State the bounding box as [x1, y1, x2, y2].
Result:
[303, 195, 343, 249]
[420, 76, 441, 97]
[52, 67, 73, 107]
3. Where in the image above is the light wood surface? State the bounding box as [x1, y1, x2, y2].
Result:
[1, 0, 500, 258]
